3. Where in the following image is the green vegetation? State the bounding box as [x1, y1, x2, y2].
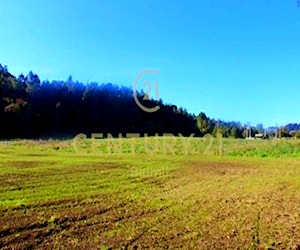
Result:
[0, 138, 300, 249]
[1, 64, 300, 140]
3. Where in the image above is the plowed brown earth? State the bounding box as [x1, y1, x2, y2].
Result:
[1, 156, 300, 249]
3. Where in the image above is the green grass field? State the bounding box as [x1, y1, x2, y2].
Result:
[0, 138, 300, 249]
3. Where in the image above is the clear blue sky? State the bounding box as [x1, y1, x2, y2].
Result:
[1, 0, 300, 127]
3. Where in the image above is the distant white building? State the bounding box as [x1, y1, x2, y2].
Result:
[254, 133, 264, 139]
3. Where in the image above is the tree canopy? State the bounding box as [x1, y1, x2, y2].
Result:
[0, 64, 298, 139]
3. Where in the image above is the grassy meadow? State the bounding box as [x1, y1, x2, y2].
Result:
[0, 137, 300, 249]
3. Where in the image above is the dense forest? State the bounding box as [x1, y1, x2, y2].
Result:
[0, 64, 298, 139]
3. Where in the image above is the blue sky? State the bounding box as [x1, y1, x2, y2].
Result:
[1, 0, 300, 127]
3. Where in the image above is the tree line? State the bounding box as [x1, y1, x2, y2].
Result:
[0, 64, 298, 139]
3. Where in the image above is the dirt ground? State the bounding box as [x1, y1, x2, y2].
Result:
[1, 158, 300, 249]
